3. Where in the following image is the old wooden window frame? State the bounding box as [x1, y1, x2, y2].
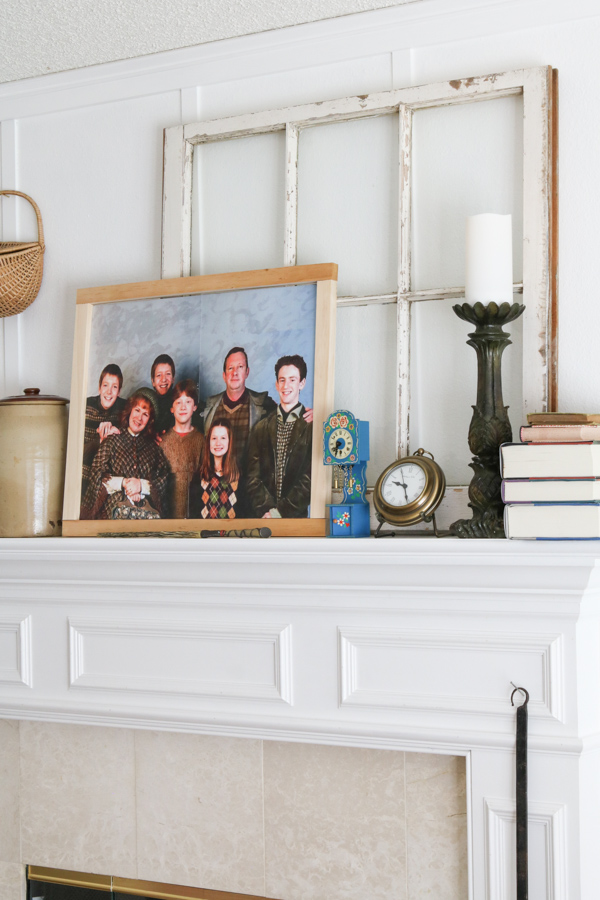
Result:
[162, 66, 558, 485]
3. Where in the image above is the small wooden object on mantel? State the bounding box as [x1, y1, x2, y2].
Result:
[0, 191, 45, 317]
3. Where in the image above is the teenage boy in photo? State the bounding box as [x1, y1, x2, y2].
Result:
[246, 355, 312, 519]
[160, 380, 205, 518]
[81, 363, 127, 501]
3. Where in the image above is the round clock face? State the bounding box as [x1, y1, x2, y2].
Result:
[373, 450, 446, 527]
[328, 427, 354, 461]
[381, 462, 427, 507]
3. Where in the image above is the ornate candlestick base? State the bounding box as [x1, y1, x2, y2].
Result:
[449, 300, 525, 539]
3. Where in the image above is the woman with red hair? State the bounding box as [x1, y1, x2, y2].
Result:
[82, 392, 169, 519]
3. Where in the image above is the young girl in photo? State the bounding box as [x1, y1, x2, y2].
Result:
[190, 418, 239, 519]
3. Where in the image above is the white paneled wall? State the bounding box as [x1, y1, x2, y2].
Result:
[0, 0, 598, 443]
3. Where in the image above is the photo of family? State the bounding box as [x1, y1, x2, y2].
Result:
[78, 281, 319, 523]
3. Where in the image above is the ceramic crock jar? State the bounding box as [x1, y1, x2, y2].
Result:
[0, 388, 69, 537]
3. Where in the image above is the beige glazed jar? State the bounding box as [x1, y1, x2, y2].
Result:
[0, 388, 69, 537]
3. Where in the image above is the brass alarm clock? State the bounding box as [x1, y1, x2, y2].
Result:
[373, 448, 446, 532]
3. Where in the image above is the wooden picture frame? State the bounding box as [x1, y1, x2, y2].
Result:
[62, 264, 337, 537]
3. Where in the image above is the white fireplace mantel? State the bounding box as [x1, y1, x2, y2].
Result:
[2, 536, 600, 899]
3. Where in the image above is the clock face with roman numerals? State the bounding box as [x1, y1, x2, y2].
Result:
[380, 462, 427, 507]
[373, 450, 446, 527]
[328, 427, 354, 461]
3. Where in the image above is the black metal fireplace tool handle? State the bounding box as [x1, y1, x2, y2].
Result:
[511, 683, 529, 900]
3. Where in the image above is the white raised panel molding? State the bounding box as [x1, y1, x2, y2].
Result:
[485, 797, 567, 900]
[0, 615, 32, 687]
[69, 617, 293, 704]
[338, 627, 564, 720]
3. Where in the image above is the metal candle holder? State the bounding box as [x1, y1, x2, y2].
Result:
[450, 300, 525, 539]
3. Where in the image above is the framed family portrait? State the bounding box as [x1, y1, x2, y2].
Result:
[62, 264, 337, 537]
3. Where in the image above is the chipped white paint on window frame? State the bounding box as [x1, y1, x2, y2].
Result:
[162, 66, 556, 471]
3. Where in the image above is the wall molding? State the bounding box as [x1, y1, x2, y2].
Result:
[0, 0, 597, 120]
[485, 797, 567, 900]
[68, 617, 293, 704]
[0, 696, 585, 756]
[338, 626, 563, 720]
[0, 615, 32, 687]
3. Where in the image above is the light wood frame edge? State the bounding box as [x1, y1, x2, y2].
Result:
[62, 518, 326, 537]
[63, 304, 93, 519]
[76, 264, 338, 305]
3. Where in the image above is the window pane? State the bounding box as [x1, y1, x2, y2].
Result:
[411, 96, 523, 291]
[409, 296, 523, 485]
[334, 302, 397, 485]
[191, 131, 285, 275]
[297, 115, 399, 297]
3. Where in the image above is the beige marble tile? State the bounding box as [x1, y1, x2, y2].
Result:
[0, 720, 20, 864]
[264, 741, 407, 900]
[135, 731, 265, 894]
[0, 862, 25, 900]
[20, 722, 136, 877]
[405, 753, 468, 900]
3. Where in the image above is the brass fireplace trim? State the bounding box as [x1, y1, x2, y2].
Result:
[28, 866, 112, 891]
[28, 866, 275, 900]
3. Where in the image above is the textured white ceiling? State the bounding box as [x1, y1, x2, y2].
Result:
[1, 0, 421, 84]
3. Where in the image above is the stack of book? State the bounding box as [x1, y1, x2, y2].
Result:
[501, 412, 600, 539]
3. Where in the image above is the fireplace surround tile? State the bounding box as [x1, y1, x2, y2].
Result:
[405, 753, 468, 899]
[0, 720, 20, 865]
[135, 730, 265, 895]
[0, 861, 24, 900]
[263, 741, 407, 900]
[19, 722, 137, 877]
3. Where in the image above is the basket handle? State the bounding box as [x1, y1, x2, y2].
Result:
[0, 190, 44, 249]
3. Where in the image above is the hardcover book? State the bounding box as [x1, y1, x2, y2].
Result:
[520, 424, 600, 443]
[500, 442, 600, 479]
[505, 502, 600, 539]
[502, 478, 600, 503]
[526, 412, 600, 425]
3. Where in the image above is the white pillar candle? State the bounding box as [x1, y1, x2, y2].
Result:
[465, 213, 513, 302]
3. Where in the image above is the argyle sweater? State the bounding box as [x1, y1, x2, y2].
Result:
[195, 474, 238, 519]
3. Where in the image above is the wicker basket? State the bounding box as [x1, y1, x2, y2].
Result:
[0, 190, 45, 318]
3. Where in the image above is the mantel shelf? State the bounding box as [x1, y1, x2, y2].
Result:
[2, 534, 600, 563]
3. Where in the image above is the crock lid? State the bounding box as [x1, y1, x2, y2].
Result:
[0, 387, 69, 405]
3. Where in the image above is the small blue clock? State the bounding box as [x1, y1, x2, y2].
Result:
[323, 410, 370, 537]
